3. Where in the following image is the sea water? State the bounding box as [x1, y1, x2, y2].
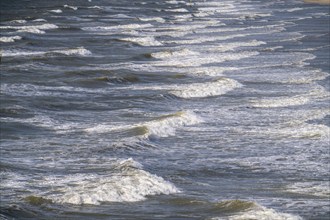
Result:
[0, 0, 329, 219]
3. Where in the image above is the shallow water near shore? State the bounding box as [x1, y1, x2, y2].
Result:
[1, 0, 329, 219]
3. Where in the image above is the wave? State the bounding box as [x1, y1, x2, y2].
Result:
[235, 123, 330, 140]
[49, 9, 62, 13]
[138, 17, 166, 23]
[150, 48, 199, 59]
[227, 203, 302, 220]
[236, 68, 329, 84]
[251, 95, 310, 108]
[119, 36, 163, 46]
[0, 36, 22, 43]
[170, 78, 242, 98]
[82, 23, 153, 32]
[85, 111, 203, 139]
[251, 84, 329, 108]
[152, 51, 259, 67]
[203, 40, 266, 52]
[42, 158, 179, 204]
[285, 182, 330, 197]
[63, 5, 78, 10]
[9, 19, 27, 24]
[208, 200, 302, 220]
[165, 8, 190, 13]
[0, 23, 58, 34]
[2, 47, 91, 57]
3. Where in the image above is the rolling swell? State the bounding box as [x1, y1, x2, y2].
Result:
[0, 0, 329, 219]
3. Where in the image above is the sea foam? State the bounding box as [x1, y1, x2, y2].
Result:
[46, 158, 179, 205]
[170, 78, 242, 98]
[85, 111, 203, 139]
[0, 36, 22, 43]
[2, 47, 91, 57]
[0, 23, 58, 34]
[120, 36, 163, 46]
[210, 200, 302, 220]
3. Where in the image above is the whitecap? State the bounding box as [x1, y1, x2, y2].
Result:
[82, 23, 153, 32]
[251, 96, 310, 108]
[150, 48, 199, 59]
[0, 23, 58, 35]
[2, 47, 91, 57]
[144, 111, 203, 138]
[85, 111, 203, 139]
[204, 40, 266, 52]
[50, 47, 92, 56]
[165, 8, 190, 13]
[228, 204, 302, 220]
[152, 51, 259, 67]
[120, 36, 162, 46]
[43, 158, 179, 204]
[33, 18, 47, 22]
[0, 36, 22, 43]
[138, 17, 166, 23]
[235, 123, 330, 140]
[64, 5, 78, 10]
[286, 182, 330, 197]
[170, 78, 242, 98]
[9, 19, 27, 24]
[210, 200, 302, 220]
[49, 9, 63, 13]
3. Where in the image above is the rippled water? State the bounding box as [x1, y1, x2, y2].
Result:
[1, 0, 329, 219]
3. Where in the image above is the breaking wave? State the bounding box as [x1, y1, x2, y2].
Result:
[0, 36, 22, 43]
[2, 47, 91, 57]
[42, 158, 179, 205]
[170, 78, 242, 98]
[85, 111, 203, 139]
[0, 23, 58, 34]
[211, 200, 302, 220]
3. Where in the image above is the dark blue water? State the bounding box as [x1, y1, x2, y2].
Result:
[1, 0, 329, 219]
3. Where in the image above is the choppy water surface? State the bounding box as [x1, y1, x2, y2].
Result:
[1, 0, 329, 219]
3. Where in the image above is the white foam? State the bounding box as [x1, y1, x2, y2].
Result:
[235, 123, 330, 140]
[2, 50, 45, 57]
[150, 48, 199, 59]
[138, 17, 166, 23]
[287, 8, 304, 12]
[88, 6, 102, 9]
[251, 84, 329, 108]
[168, 33, 252, 44]
[85, 111, 203, 139]
[2, 47, 91, 57]
[165, 8, 189, 13]
[9, 19, 27, 24]
[0, 23, 58, 35]
[144, 111, 203, 138]
[170, 78, 242, 98]
[228, 204, 302, 220]
[33, 18, 47, 22]
[236, 68, 329, 84]
[51, 47, 92, 56]
[0, 36, 22, 43]
[153, 51, 259, 67]
[286, 182, 330, 197]
[64, 5, 78, 10]
[82, 23, 153, 32]
[251, 96, 310, 108]
[45, 158, 179, 204]
[204, 40, 266, 52]
[165, 0, 186, 4]
[49, 9, 63, 13]
[120, 36, 162, 46]
[17, 27, 46, 34]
